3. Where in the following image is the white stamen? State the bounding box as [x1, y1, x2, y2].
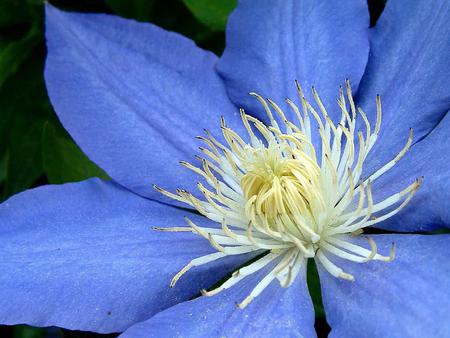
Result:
[155, 81, 419, 307]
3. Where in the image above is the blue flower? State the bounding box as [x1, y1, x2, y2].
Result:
[1, 1, 449, 337]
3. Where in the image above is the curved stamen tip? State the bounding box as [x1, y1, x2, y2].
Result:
[416, 176, 424, 188]
[201, 288, 219, 297]
[362, 236, 378, 262]
[340, 272, 355, 281]
[387, 242, 396, 262]
[237, 296, 253, 309]
[170, 263, 192, 288]
[379, 242, 396, 262]
[351, 229, 364, 236]
[169, 277, 179, 288]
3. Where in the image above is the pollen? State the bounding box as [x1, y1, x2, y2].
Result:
[154, 80, 421, 308]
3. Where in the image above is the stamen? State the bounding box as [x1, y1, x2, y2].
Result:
[237, 249, 297, 308]
[316, 250, 354, 281]
[202, 252, 279, 297]
[170, 252, 227, 288]
[364, 128, 413, 184]
[155, 81, 420, 307]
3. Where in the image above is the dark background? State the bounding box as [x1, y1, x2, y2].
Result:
[0, 1, 385, 337]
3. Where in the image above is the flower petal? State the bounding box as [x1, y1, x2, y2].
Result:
[371, 111, 450, 231]
[218, 0, 369, 122]
[357, 0, 450, 175]
[318, 234, 450, 338]
[119, 262, 316, 338]
[45, 5, 241, 201]
[0, 179, 252, 333]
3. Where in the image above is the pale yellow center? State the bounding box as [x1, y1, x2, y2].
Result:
[241, 144, 319, 222]
[154, 81, 419, 309]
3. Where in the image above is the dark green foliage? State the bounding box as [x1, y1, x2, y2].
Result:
[0, 0, 113, 201]
[0, 45, 49, 199]
[42, 121, 109, 184]
[182, 0, 237, 31]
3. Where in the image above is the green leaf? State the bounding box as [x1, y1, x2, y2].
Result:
[182, 0, 237, 31]
[0, 23, 40, 88]
[0, 150, 7, 184]
[2, 118, 45, 198]
[0, 0, 30, 27]
[13, 325, 43, 338]
[0, 49, 51, 200]
[106, 0, 156, 22]
[42, 122, 109, 184]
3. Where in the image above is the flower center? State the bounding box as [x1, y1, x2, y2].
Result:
[240, 141, 322, 247]
[241, 143, 318, 220]
[154, 80, 421, 308]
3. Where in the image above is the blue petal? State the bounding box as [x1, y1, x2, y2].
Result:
[0, 179, 253, 333]
[370, 111, 450, 231]
[357, 0, 450, 176]
[318, 234, 450, 338]
[119, 263, 316, 338]
[218, 0, 369, 123]
[45, 5, 242, 201]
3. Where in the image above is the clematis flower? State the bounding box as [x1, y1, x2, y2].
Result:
[1, 0, 449, 337]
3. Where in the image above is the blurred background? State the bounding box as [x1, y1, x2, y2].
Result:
[0, 0, 385, 337]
